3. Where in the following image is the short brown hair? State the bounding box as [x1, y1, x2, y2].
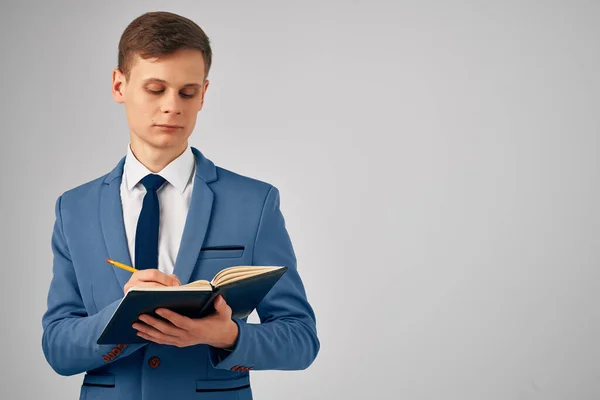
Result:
[117, 11, 212, 81]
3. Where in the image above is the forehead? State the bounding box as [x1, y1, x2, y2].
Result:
[129, 49, 206, 84]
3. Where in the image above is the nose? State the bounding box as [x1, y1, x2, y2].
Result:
[160, 90, 183, 115]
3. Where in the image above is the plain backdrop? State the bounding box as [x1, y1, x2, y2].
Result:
[1, 1, 599, 399]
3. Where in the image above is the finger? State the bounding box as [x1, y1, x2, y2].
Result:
[155, 308, 191, 330]
[136, 331, 178, 346]
[134, 323, 172, 343]
[130, 281, 168, 287]
[137, 314, 183, 336]
[168, 274, 181, 286]
[133, 270, 174, 286]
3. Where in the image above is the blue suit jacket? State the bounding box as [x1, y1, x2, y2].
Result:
[41, 147, 319, 400]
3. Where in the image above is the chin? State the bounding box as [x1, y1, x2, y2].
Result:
[142, 133, 188, 149]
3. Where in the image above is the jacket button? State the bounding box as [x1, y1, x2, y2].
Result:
[148, 356, 160, 368]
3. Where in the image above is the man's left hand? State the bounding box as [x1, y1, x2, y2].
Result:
[133, 294, 239, 349]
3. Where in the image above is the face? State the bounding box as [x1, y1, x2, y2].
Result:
[112, 49, 209, 151]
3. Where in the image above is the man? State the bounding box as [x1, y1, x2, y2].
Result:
[41, 11, 319, 400]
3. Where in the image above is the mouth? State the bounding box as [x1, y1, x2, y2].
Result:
[154, 124, 184, 132]
[155, 124, 184, 129]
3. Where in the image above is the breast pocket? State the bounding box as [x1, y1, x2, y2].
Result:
[199, 246, 245, 259]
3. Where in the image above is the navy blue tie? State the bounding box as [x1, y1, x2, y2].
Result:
[135, 174, 166, 270]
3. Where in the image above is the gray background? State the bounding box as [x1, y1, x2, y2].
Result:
[1, 0, 599, 399]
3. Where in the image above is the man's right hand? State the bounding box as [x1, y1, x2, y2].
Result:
[124, 269, 181, 294]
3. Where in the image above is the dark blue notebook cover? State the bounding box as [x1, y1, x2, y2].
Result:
[97, 267, 287, 344]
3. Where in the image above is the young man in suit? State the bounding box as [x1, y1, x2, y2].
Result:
[41, 11, 319, 400]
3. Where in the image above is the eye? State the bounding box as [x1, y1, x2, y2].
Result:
[146, 87, 196, 99]
[179, 91, 196, 99]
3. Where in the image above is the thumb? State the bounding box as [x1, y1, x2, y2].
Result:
[214, 295, 230, 314]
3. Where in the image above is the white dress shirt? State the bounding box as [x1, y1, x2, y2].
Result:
[120, 143, 196, 275]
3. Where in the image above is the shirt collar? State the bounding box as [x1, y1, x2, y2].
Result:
[124, 143, 195, 194]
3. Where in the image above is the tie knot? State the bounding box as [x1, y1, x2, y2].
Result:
[140, 174, 166, 191]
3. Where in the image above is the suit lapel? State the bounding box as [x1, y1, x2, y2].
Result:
[173, 147, 217, 284]
[100, 156, 132, 292]
[99, 147, 218, 289]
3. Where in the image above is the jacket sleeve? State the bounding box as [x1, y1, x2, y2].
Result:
[209, 186, 320, 370]
[41, 195, 147, 376]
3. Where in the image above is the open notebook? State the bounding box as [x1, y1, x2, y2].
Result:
[97, 265, 287, 344]
[132, 265, 285, 291]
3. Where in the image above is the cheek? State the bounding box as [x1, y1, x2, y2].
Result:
[130, 96, 157, 118]
[189, 99, 204, 114]
[185, 107, 200, 125]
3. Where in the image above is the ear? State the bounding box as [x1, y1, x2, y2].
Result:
[112, 68, 126, 104]
[198, 79, 210, 111]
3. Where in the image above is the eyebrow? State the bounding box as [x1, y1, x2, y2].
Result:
[142, 78, 201, 88]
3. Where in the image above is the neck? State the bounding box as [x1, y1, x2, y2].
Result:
[129, 136, 188, 173]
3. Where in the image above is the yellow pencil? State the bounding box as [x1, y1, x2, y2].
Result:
[106, 258, 138, 273]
